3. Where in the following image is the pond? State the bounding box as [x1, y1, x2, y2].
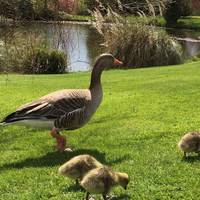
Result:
[0, 22, 200, 72]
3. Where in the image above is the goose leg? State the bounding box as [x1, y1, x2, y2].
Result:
[183, 152, 187, 158]
[75, 179, 79, 186]
[50, 128, 72, 152]
[85, 192, 90, 200]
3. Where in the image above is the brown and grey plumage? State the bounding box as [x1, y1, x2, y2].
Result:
[0, 54, 123, 152]
[58, 154, 103, 185]
[178, 132, 200, 158]
[80, 166, 129, 200]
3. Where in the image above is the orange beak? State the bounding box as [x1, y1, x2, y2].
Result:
[114, 58, 123, 65]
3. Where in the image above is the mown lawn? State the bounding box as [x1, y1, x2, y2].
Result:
[1, 61, 200, 200]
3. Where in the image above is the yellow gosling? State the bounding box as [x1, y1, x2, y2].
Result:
[58, 154, 103, 185]
[80, 166, 129, 200]
[178, 132, 200, 158]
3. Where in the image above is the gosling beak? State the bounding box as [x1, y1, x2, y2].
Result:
[114, 58, 123, 65]
[124, 185, 127, 190]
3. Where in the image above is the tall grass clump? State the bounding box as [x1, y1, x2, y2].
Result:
[92, 7, 183, 68]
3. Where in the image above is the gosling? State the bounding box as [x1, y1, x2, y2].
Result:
[80, 166, 129, 200]
[58, 154, 103, 185]
[178, 132, 200, 158]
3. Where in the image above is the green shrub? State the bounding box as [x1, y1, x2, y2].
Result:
[76, 0, 88, 15]
[48, 50, 67, 73]
[0, 31, 68, 74]
[24, 49, 67, 74]
[0, 0, 18, 19]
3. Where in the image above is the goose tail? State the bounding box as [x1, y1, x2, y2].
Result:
[0, 122, 6, 126]
[0, 111, 22, 125]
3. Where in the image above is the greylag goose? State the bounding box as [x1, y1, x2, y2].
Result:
[0, 54, 122, 152]
[80, 166, 129, 200]
[178, 132, 200, 158]
[58, 154, 103, 185]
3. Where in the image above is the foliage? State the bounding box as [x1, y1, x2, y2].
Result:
[86, 0, 170, 16]
[1, 62, 200, 199]
[24, 48, 67, 74]
[18, 0, 35, 20]
[92, 8, 183, 68]
[0, 0, 18, 19]
[0, 30, 67, 74]
[75, 0, 88, 15]
[164, 0, 192, 24]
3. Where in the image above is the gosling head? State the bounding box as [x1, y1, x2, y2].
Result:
[95, 53, 123, 70]
[116, 172, 129, 190]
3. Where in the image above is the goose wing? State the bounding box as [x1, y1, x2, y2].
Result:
[1, 89, 90, 124]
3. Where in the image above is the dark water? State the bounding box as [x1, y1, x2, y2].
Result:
[0, 22, 200, 72]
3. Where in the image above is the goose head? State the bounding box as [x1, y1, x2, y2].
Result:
[94, 53, 123, 70]
[89, 53, 122, 89]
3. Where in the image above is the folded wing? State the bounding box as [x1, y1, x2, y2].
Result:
[1, 89, 90, 124]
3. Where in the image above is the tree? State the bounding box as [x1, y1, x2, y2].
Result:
[18, 0, 35, 19]
[0, 0, 18, 19]
[164, 0, 192, 25]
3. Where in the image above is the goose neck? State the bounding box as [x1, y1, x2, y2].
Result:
[89, 62, 104, 89]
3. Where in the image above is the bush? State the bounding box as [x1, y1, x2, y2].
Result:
[23, 49, 67, 74]
[0, 31, 68, 74]
[76, 0, 88, 15]
[18, 0, 35, 20]
[0, 0, 18, 19]
[164, 0, 192, 25]
[92, 8, 183, 68]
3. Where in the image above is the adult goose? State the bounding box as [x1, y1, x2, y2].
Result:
[0, 54, 122, 152]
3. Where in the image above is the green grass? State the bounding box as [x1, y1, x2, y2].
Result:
[1, 61, 200, 199]
[64, 15, 200, 30]
[177, 16, 200, 30]
[125, 15, 200, 30]
[63, 15, 92, 22]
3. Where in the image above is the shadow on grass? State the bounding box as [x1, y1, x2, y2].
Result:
[181, 155, 200, 163]
[62, 184, 85, 192]
[0, 149, 129, 171]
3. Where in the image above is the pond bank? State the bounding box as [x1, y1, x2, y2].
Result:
[1, 15, 200, 30]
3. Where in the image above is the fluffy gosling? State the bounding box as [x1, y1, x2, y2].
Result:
[58, 154, 103, 185]
[178, 132, 200, 158]
[80, 166, 129, 200]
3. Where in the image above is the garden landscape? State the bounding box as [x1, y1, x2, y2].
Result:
[0, 1, 200, 200]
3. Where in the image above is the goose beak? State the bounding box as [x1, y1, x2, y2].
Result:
[114, 58, 123, 65]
